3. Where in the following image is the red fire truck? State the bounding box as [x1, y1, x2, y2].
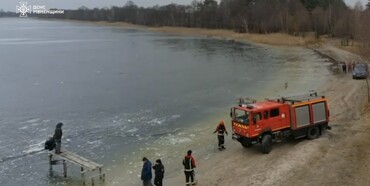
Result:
[230, 91, 330, 154]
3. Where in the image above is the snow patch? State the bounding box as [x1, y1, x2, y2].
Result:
[126, 127, 138, 133]
[164, 135, 192, 145]
[22, 141, 44, 154]
[24, 118, 40, 123]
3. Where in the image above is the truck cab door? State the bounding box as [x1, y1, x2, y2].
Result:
[268, 106, 290, 130]
[250, 112, 263, 137]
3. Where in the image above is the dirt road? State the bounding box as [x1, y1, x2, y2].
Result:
[165, 43, 370, 186]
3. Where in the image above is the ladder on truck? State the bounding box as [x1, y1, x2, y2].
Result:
[266, 91, 323, 104]
[238, 97, 256, 107]
[49, 148, 105, 185]
[280, 91, 322, 103]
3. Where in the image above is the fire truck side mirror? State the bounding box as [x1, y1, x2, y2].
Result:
[230, 109, 233, 118]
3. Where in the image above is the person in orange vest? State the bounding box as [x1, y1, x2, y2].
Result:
[214, 120, 228, 151]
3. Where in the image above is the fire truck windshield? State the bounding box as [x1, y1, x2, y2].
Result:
[234, 109, 250, 125]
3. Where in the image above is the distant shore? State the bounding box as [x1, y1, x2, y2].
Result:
[48, 19, 368, 60]
[55, 19, 320, 47]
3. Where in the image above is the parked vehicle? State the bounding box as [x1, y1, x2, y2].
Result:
[231, 91, 330, 154]
[352, 63, 369, 79]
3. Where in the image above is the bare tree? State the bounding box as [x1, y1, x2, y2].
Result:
[311, 7, 327, 38]
[333, 9, 353, 46]
[353, 1, 364, 42]
[200, 0, 219, 28]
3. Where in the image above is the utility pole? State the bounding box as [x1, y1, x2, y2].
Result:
[328, 0, 332, 35]
[366, 78, 370, 103]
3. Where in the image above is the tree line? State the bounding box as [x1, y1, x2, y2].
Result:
[0, 9, 16, 17]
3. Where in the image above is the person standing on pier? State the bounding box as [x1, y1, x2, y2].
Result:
[141, 157, 153, 186]
[53, 122, 63, 154]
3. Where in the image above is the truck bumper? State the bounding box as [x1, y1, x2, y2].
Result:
[232, 133, 244, 143]
[232, 133, 240, 141]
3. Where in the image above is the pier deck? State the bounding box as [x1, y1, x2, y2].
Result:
[49, 149, 105, 185]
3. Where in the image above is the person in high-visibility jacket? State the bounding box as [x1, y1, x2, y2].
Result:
[214, 120, 228, 150]
[182, 150, 196, 186]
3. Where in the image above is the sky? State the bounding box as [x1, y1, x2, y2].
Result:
[0, 0, 368, 12]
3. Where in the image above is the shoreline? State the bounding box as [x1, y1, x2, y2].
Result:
[45, 18, 369, 63]
[47, 19, 320, 47]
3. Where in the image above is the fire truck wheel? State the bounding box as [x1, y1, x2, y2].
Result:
[241, 140, 252, 148]
[307, 126, 320, 140]
[261, 134, 272, 154]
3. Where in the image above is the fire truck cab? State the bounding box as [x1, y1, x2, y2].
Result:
[231, 91, 330, 154]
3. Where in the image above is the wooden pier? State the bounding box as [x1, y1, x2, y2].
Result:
[49, 149, 105, 185]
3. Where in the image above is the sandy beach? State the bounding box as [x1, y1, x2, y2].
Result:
[55, 20, 370, 186]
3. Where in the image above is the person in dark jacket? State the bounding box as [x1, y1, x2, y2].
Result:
[342, 62, 347, 73]
[53, 122, 63, 154]
[214, 120, 228, 151]
[152, 159, 164, 186]
[44, 137, 55, 151]
[141, 157, 153, 186]
[182, 150, 196, 186]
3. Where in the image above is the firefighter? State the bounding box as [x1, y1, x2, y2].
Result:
[183, 150, 196, 186]
[214, 120, 228, 151]
[53, 122, 63, 154]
